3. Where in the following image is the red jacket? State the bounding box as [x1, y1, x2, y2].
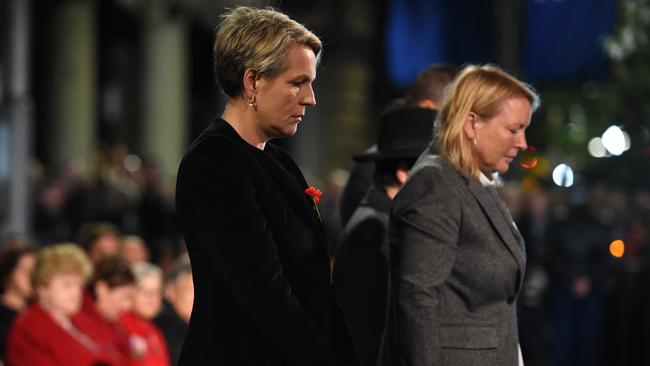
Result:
[119, 312, 170, 366]
[73, 292, 130, 365]
[6, 303, 117, 366]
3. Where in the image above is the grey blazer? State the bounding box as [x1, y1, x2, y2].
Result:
[384, 152, 525, 366]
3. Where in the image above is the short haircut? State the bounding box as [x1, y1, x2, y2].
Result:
[131, 261, 162, 284]
[32, 243, 92, 288]
[405, 63, 459, 107]
[436, 64, 540, 179]
[90, 257, 135, 291]
[166, 254, 192, 283]
[213, 6, 322, 98]
[0, 246, 38, 294]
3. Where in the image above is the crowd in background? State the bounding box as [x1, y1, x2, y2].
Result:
[1, 142, 650, 365]
[30, 144, 182, 270]
[0, 146, 192, 365]
[501, 181, 650, 366]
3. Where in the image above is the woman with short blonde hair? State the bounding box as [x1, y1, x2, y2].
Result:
[213, 6, 321, 98]
[7, 244, 117, 366]
[176, 6, 337, 366]
[31, 244, 93, 288]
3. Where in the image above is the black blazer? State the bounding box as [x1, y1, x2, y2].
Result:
[175, 120, 337, 365]
[333, 185, 392, 366]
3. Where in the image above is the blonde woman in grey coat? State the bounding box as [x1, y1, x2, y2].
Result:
[384, 65, 539, 366]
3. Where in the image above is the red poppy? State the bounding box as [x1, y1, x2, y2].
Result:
[304, 187, 322, 204]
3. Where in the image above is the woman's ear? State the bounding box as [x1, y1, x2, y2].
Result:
[242, 68, 258, 98]
[463, 112, 478, 140]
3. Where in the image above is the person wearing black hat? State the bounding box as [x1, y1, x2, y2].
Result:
[332, 105, 435, 366]
[338, 64, 458, 230]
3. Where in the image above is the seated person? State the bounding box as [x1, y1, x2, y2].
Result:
[6, 243, 117, 366]
[78, 223, 122, 265]
[120, 261, 170, 366]
[154, 255, 192, 365]
[76, 257, 136, 364]
[121, 236, 150, 265]
[0, 245, 37, 362]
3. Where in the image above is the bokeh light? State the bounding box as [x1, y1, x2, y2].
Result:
[519, 146, 539, 169]
[552, 163, 574, 187]
[124, 154, 142, 173]
[609, 239, 625, 258]
[521, 176, 539, 192]
[588, 137, 607, 158]
[601, 125, 626, 156]
[623, 131, 631, 151]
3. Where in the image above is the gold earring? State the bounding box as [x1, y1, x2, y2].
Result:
[248, 96, 258, 111]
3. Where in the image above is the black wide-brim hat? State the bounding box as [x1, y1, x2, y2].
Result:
[353, 107, 436, 162]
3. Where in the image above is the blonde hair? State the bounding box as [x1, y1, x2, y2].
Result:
[436, 64, 540, 178]
[32, 243, 93, 288]
[213, 6, 322, 98]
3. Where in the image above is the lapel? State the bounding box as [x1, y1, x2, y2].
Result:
[211, 120, 320, 230]
[256, 144, 322, 230]
[467, 179, 525, 285]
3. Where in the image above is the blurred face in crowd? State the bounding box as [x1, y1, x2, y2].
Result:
[469, 96, 532, 175]
[134, 272, 162, 320]
[9, 253, 36, 300]
[89, 233, 121, 264]
[166, 272, 194, 323]
[121, 237, 149, 265]
[95, 281, 135, 322]
[38, 272, 85, 317]
[251, 43, 317, 139]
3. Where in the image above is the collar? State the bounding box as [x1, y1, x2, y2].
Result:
[359, 184, 392, 214]
[479, 172, 497, 187]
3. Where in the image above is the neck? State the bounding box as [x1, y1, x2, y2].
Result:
[222, 100, 267, 150]
[1, 291, 26, 311]
[39, 300, 72, 329]
[170, 300, 190, 323]
[96, 300, 116, 323]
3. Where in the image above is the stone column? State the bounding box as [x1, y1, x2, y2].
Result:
[138, 9, 188, 186]
[1, 0, 33, 237]
[47, 0, 97, 172]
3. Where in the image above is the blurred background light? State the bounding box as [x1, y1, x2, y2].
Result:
[601, 125, 626, 156]
[588, 137, 607, 158]
[609, 239, 625, 258]
[124, 154, 141, 173]
[552, 163, 574, 187]
[519, 146, 539, 169]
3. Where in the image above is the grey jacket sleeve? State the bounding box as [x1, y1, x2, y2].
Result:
[390, 166, 462, 366]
